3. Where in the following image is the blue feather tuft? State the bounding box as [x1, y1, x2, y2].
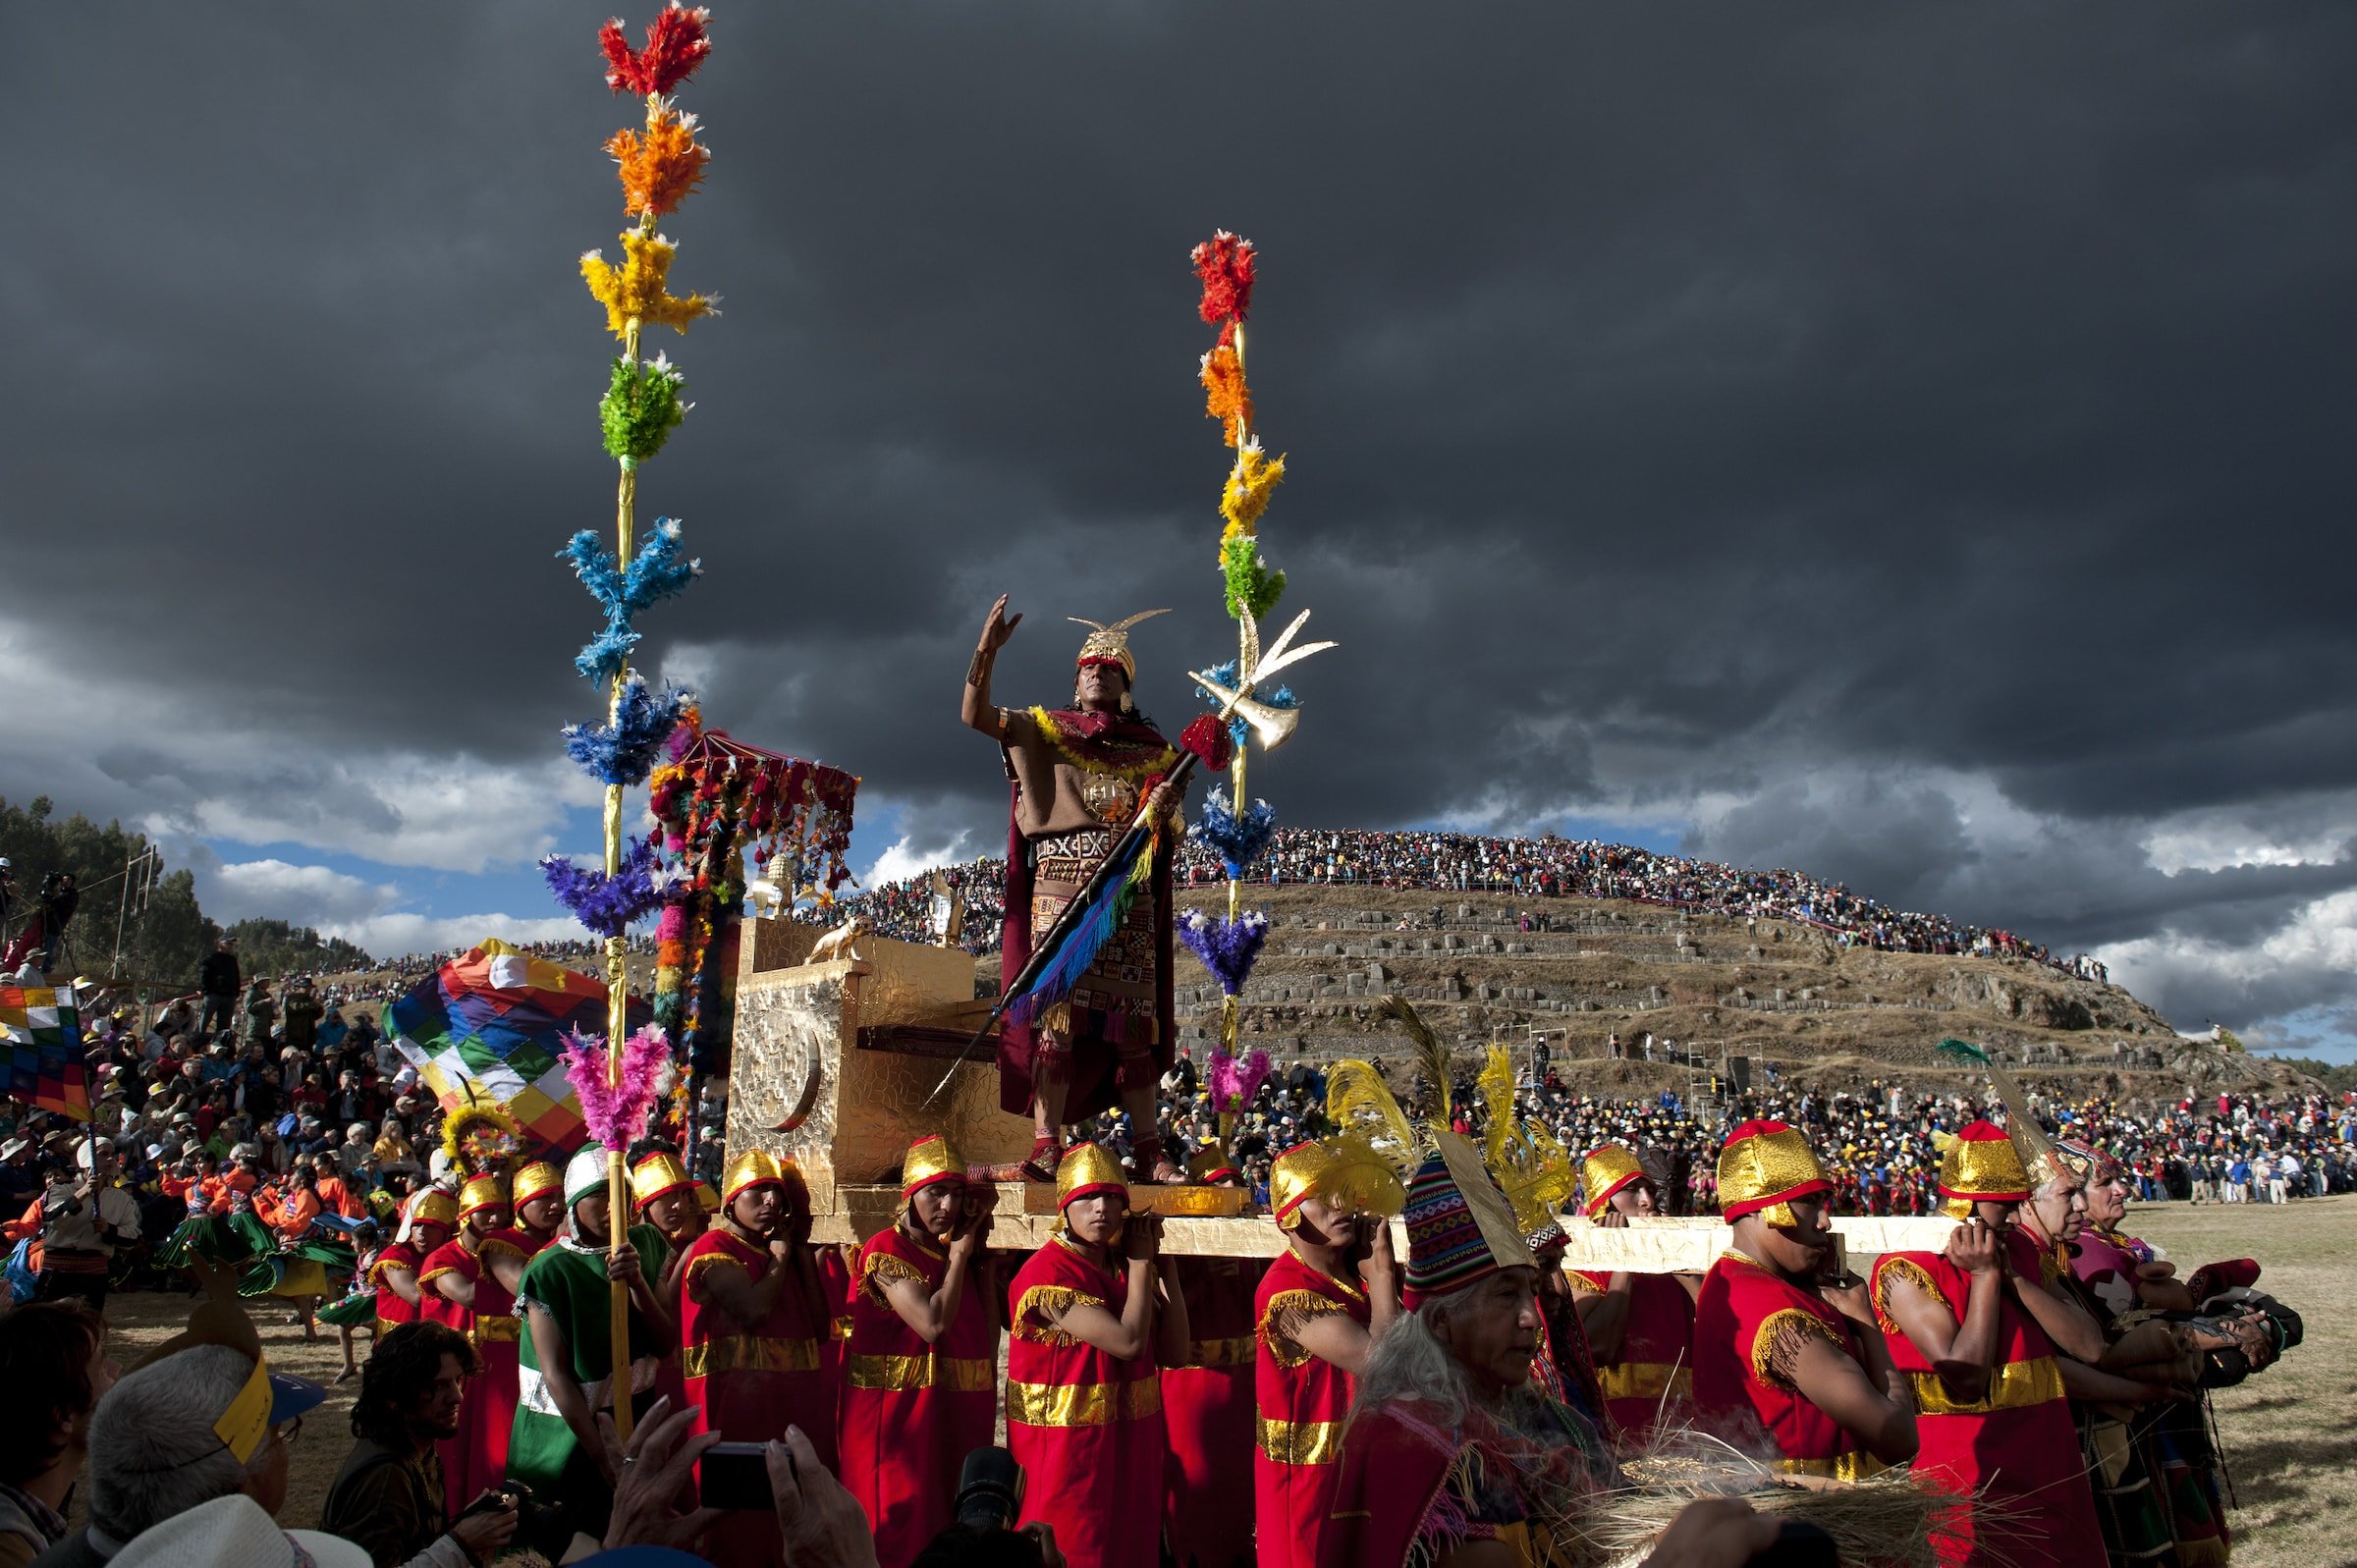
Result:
[1191, 788, 1279, 878]
[564, 676, 692, 785]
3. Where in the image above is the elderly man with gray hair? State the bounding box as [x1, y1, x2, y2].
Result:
[28, 1342, 320, 1568]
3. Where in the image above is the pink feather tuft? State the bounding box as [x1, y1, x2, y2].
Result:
[1206, 1045, 1275, 1116]
[562, 1024, 672, 1150]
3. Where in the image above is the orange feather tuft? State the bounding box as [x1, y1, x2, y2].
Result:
[607, 99, 711, 220]
[1199, 343, 1252, 449]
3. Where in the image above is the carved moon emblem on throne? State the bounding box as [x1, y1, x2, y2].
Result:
[1080, 772, 1139, 825]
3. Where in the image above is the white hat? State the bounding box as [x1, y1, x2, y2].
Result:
[0, 1138, 27, 1161]
[108, 1494, 369, 1568]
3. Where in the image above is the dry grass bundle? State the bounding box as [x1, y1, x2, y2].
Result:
[1556, 1427, 2017, 1568]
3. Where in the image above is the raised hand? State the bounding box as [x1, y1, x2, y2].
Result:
[979, 594, 1023, 653]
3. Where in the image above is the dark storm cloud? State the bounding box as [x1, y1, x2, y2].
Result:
[7, 4, 2357, 1028]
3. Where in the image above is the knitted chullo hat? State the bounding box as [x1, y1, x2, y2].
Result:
[1717, 1119, 1832, 1225]
[1401, 1131, 1536, 1309]
[1937, 1120, 2032, 1220]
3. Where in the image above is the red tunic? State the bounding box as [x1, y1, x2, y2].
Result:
[419, 1232, 528, 1503]
[1253, 1250, 1370, 1568]
[838, 1227, 999, 1568]
[1872, 1239, 2103, 1568]
[1692, 1251, 1882, 1480]
[679, 1229, 838, 1565]
[1006, 1236, 1165, 1568]
[370, 1241, 422, 1337]
[1570, 1269, 1698, 1443]
[1164, 1255, 1264, 1568]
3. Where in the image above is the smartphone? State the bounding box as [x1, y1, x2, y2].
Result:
[699, 1440, 783, 1511]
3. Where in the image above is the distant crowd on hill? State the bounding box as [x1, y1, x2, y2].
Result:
[841, 826, 2112, 984]
[1113, 1047, 2357, 1218]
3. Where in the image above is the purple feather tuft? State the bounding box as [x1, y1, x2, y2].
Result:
[542, 835, 672, 938]
[1177, 909, 1270, 997]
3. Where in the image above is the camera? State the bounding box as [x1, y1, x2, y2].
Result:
[458, 1481, 567, 1552]
[910, 1450, 1046, 1568]
[39, 872, 62, 898]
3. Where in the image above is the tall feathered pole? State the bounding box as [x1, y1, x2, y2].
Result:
[1188, 232, 1300, 1146]
[546, 2, 718, 1442]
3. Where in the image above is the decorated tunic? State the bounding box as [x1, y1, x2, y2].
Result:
[1005, 1235, 1166, 1568]
[1164, 1254, 1264, 1568]
[1254, 1250, 1369, 1568]
[1568, 1269, 1697, 1442]
[419, 1231, 529, 1507]
[839, 1226, 999, 1568]
[1871, 1239, 2100, 1568]
[370, 1240, 423, 1337]
[1692, 1250, 1883, 1481]
[678, 1228, 838, 1461]
[1317, 1396, 1611, 1568]
[996, 707, 1179, 1122]
[508, 1222, 672, 1529]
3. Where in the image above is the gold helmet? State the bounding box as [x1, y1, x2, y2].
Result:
[458, 1176, 509, 1220]
[630, 1152, 692, 1210]
[1069, 609, 1171, 685]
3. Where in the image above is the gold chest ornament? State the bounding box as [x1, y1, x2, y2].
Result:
[1079, 771, 1139, 825]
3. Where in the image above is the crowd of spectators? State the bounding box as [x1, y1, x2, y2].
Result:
[1126, 1046, 2357, 1221]
[843, 828, 2110, 982]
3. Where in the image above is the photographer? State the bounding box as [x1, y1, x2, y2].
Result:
[317, 1322, 519, 1568]
[33, 875, 74, 974]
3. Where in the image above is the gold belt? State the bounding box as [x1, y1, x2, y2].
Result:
[683, 1333, 821, 1379]
[1596, 1362, 1693, 1404]
[1255, 1414, 1343, 1466]
[1183, 1335, 1255, 1369]
[846, 1352, 996, 1392]
[471, 1315, 521, 1345]
[1774, 1452, 1886, 1483]
[1905, 1356, 2065, 1416]
[1006, 1376, 1162, 1428]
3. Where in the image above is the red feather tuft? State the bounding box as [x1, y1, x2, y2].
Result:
[1191, 230, 1256, 326]
[1178, 714, 1233, 772]
[601, 5, 713, 96]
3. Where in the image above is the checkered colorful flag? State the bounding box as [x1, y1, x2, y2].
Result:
[0, 985, 91, 1121]
[386, 939, 650, 1155]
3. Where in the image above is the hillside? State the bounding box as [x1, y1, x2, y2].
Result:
[979, 886, 2296, 1102]
[304, 889, 2286, 1105]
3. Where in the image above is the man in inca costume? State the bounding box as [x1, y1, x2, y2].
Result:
[962, 594, 1186, 1181]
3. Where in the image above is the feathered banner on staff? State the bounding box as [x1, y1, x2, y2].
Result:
[1184, 230, 1306, 1181]
[552, 1, 718, 1442]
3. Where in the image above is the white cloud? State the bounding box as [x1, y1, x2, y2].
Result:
[326, 911, 588, 962]
[204, 859, 400, 926]
[2097, 888, 2357, 1029]
[863, 831, 974, 890]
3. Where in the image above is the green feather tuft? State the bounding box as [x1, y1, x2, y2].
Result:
[1936, 1037, 1992, 1065]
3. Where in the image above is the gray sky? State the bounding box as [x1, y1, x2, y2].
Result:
[7, 5, 2357, 1055]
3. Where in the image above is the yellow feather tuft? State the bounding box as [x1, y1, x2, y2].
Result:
[1378, 994, 1453, 1124]
[1325, 1058, 1418, 1178]
[1478, 1046, 1517, 1167]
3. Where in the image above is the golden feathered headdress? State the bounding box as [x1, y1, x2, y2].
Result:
[1379, 994, 1454, 1124]
[1475, 1045, 1575, 1245]
[1325, 1058, 1418, 1178]
[1069, 608, 1171, 683]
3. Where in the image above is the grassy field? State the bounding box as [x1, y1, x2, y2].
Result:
[2130, 1196, 2357, 1568]
[88, 1196, 2356, 1561]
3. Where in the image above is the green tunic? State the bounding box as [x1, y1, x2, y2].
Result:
[508, 1222, 672, 1518]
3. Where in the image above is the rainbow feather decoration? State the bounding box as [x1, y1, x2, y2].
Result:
[1002, 830, 1157, 1026]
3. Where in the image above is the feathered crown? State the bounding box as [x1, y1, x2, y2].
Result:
[1936, 1038, 2068, 1185]
[440, 1105, 524, 1181]
[1069, 608, 1171, 683]
[1473, 1046, 1576, 1245]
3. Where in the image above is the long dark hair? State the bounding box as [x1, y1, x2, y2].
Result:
[351, 1322, 476, 1447]
[0, 1301, 106, 1484]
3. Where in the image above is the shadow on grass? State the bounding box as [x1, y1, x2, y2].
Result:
[2220, 1429, 2357, 1511]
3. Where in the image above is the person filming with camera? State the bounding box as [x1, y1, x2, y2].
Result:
[317, 1322, 521, 1568]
